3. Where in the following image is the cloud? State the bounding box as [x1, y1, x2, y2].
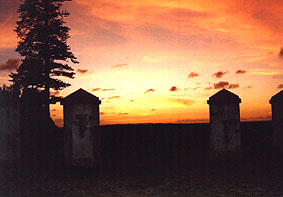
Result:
[108, 96, 120, 99]
[168, 8, 213, 19]
[169, 86, 178, 91]
[272, 74, 283, 79]
[102, 88, 115, 91]
[0, 58, 20, 71]
[213, 81, 240, 89]
[0, 0, 19, 49]
[188, 72, 199, 78]
[144, 88, 155, 94]
[92, 88, 115, 91]
[169, 98, 194, 106]
[235, 69, 247, 74]
[0, 0, 19, 22]
[212, 71, 228, 78]
[278, 84, 283, 89]
[92, 88, 101, 91]
[243, 85, 253, 89]
[144, 55, 170, 63]
[137, 22, 230, 51]
[112, 63, 128, 68]
[119, 113, 128, 115]
[65, 2, 128, 47]
[214, 81, 229, 89]
[279, 47, 283, 59]
[100, 112, 116, 115]
[228, 84, 239, 89]
[205, 86, 213, 90]
[77, 69, 88, 74]
[193, 86, 200, 90]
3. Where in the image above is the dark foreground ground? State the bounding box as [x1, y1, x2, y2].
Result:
[1, 121, 282, 196]
[0, 165, 282, 196]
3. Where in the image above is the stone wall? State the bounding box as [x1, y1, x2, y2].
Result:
[0, 95, 20, 161]
[100, 122, 271, 169]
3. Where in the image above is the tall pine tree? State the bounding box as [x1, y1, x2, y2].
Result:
[10, 0, 78, 115]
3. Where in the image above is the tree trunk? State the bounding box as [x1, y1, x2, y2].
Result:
[44, 85, 50, 118]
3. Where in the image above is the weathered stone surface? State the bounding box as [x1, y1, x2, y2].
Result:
[207, 89, 241, 159]
[0, 96, 20, 161]
[61, 89, 101, 167]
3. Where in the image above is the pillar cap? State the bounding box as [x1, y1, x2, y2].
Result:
[61, 88, 101, 105]
[270, 90, 283, 104]
[207, 89, 241, 105]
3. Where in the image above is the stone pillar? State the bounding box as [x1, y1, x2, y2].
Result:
[269, 90, 283, 157]
[207, 89, 241, 159]
[61, 88, 101, 167]
[0, 94, 20, 161]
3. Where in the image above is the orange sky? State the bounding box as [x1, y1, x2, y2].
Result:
[0, 0, 282, 126]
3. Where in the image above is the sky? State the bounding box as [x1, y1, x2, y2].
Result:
[0, 0, 282, 126]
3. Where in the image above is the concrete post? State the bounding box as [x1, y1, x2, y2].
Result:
[269, 90, 283, 157]
[207, 89, 241, 159]
[61, 89, 101, 167]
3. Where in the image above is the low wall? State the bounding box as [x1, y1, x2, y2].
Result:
[1, 120, 273, 169]
[0, 97, 20, 161]
[99, 122, 272, 169]
[101, 124, 209, 169]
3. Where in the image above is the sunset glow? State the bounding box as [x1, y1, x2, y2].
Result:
[0, 0, 282, 126]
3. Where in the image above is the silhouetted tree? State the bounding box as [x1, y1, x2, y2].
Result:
[10, 0, 78, 116]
